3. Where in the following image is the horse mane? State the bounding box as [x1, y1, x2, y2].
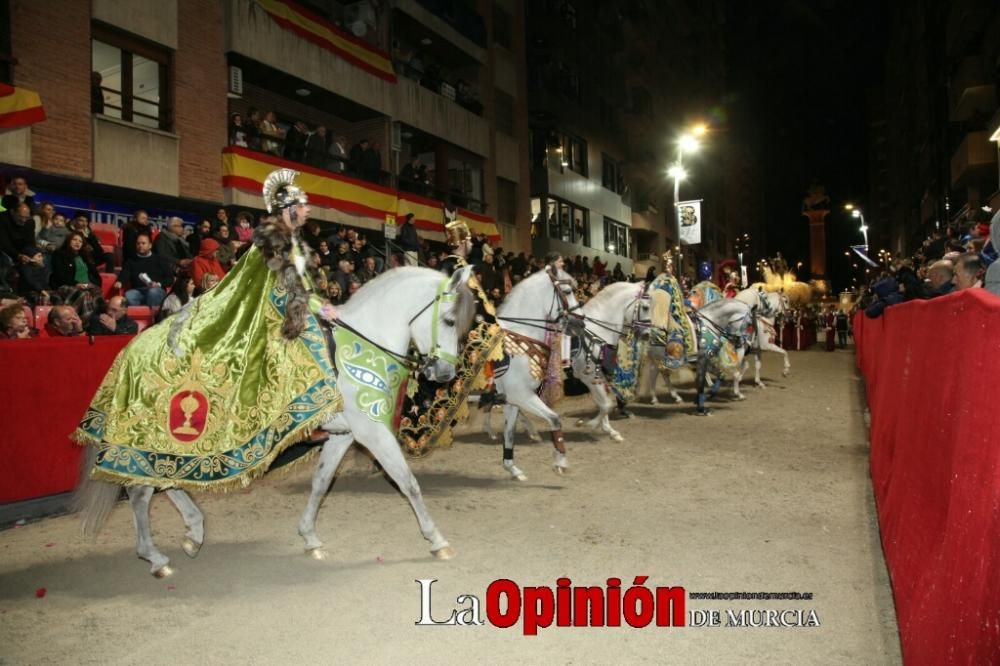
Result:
[583, 281, 641, 311]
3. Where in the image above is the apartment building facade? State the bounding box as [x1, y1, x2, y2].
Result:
[0, 0, 530, 252]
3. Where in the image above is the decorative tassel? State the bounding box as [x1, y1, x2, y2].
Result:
[540, 327, 564, 407]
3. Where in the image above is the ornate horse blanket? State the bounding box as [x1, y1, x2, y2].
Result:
[74, 246, 343, 491]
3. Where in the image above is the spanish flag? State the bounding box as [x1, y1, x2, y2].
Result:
[0, 84, 45, 129]
[222, 147, 501, 244]
[257, 0, 397, 83]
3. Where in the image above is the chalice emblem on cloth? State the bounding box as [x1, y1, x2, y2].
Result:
[169, 389, 209, 442]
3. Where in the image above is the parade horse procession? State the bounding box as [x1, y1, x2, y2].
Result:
[73, 169, 794, 577]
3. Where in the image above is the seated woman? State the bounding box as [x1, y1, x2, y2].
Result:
[49, 230, 103, 325]
[160, 275, 196, 319]
[0, 302, 36, 338]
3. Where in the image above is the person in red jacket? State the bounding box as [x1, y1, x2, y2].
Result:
[191, 238, 226, 286]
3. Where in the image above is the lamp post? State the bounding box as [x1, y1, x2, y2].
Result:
[845, 203, 868, 253]
[669, 124, 707, 277]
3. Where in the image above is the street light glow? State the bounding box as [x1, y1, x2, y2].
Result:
[692, 124, 708, 137]
[851, 209, 861, 219]
[678, 134, 700, 154]
[844, 204, 855, 211]
[667, 164, 687, 180]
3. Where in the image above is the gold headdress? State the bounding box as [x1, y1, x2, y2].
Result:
[445, 219, 470, 247]
[262, 168, 308, 213]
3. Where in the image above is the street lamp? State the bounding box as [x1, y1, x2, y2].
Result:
[851, 209, 868, 251]
[671, 126, 705, 276]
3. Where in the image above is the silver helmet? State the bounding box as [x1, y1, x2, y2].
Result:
[262, 168, 308, 213]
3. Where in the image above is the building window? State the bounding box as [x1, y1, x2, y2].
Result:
[493, 5, 512, 49]
[602, 154, 625, 193]
[604, 217, 629, 257]
[545, 196, 589, 246]
[0, 0, 11, 84]
[497, 177, 517, 226]
[495, 89, 515, 136]
[555, 131, 587, 176]
[92, 24, 172, 131]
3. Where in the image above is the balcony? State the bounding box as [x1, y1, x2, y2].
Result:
[221, 146, 498, 241]
[227, 0, 489, 157]
[949, 56, 998, 122]
[408, 0, 486, 49]
[951, 130, 997, 189]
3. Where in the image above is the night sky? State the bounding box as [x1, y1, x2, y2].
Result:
[725, 0, 887, 291]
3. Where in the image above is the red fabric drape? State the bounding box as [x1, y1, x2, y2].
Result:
[0, 336, 131, 504]
[854, 290, 1000, 665]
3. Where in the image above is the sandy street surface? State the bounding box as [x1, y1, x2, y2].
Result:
[0, 348, 900, 665]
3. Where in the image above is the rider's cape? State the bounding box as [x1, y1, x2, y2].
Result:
[73, 238, 342, 492]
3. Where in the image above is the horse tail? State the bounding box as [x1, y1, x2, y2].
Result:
[73, 446, 121, 538]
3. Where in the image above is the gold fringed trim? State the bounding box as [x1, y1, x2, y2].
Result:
[76, 403, 341, 494]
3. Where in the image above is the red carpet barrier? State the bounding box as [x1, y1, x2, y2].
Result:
[0, 336, 131, 504]
[854, 290, 1000, 665]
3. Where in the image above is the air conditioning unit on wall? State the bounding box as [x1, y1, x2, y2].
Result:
[228, 66, 243, 97]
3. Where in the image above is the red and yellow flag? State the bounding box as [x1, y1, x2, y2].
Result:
[256, 0, 397, 83]
[222, 147, 501, 244]
[0, 83, 46, 129]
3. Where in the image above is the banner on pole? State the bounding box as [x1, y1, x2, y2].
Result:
[677, 199, 703, 245]
[851, 244, 878, 268]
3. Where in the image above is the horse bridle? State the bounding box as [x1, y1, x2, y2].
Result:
[498, 268, 582, 335]
[329, 275, 461, 373]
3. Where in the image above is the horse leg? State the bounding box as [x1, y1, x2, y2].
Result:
[587, 374, 622, 441]
[164, 489, 205, 558]
[127, 486, 172, 577]
[521, 412, 542, 442]
[502, 404, 527, 481]
[754, 348, 766, 388]
[350, 417, 453, 559]
[694, 354, 710, 416]
[663, 369, 683, 403]
[484, 405, 497, 441]
[646, 356, 660, 405]
[298, 429, 354, 558]
[777, 345, 791, 376]
[513, 393, 567, 474]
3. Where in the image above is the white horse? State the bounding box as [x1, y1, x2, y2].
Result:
[731, 288, 789, 393]
[569, 281, 653, 441]
[490, 267, 581, 481]
[77, 266, 476, 576]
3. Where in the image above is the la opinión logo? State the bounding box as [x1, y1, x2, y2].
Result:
[415, 577, 686, 635]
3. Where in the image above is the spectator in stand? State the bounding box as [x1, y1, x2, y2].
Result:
[326, 279, 344, 305]
[161, 274, 196, 318]
[864, 276, 903, 318]
[213, 224, 236, 268]
[426, 253, 440, 270]
[347, 277, 362, 298]
[91, 71, 105, 114]
[398, 213, 421, 266]
[399, 155, 427, 194]
[316, 239, 335, 270]
[365, 141, 384, 183]
[50, 231, 101, 292]
[283, 120, 309, 162]
[0, 302, 34, 338]
[260, 111, 283, 156]
[16, 245, 50, 304]
[332, 258, 355, 294]
[245, 108, 262, 151]
[302, 220, 325, 251]
[154, 217, 193, 273]
[229, 112, 249, 148]
[952, 253, 983, 290]
[115, 233, 172, 307]
[477, 245, 501, 301]
[191, 238, 226, 286]
[188, 218, 213, 256]
[216, 208, 232, 235]
[926, 260, 955, 297]
[68, 212, 113, 271]
[592, 256, 606, 280]
[511, 252, 528, 278]
[46, 304, 83, 337]
[897, 265, 927, 300]
[572, 255, 583, 275]
[356, 255, 378, 283]
[1, 176, 36, 213]
[233, 211, 254, 245]
[611, 262, 626, 282]
[305, 125, 328, 167]
[349, 138, 369, 177]
[122, 209, 154, 264]
[0, 202, 37, 271]
[197, 272, 220, 295]
[37, 211, 69, 257]
[34, 201, 56, 235]
[88, 295, 137, 336]
[329, 135, 348, 173]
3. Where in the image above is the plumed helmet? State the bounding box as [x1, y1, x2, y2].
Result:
[262, 168, 308, 213]
[445, 219, 470, 247]
[697, 260, 713, 281]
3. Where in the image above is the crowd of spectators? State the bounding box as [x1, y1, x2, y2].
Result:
[861, 207, 1000, 318]
[229, 109, 386, 184]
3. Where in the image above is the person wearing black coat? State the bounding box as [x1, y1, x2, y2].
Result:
[50, 231, 101, 289]
[68, 213, 114, 271]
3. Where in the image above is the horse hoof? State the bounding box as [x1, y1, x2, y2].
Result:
[182, 538, 202, 558]
[756, 383, 766, 389]
[575, 418, 585, 426]
[153, 564, 174, 579]
[611, 433, 624, 442]
[649, 398, 659, 406]
[553, 465, 567, 475]
[513, 472, 527, 481]
[307, 547, 329, 561]
[673, 397, 683, 404]
[528, 433, 542, 442]
[782, 370, 790, 377]
[432, 545, 456, 560]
